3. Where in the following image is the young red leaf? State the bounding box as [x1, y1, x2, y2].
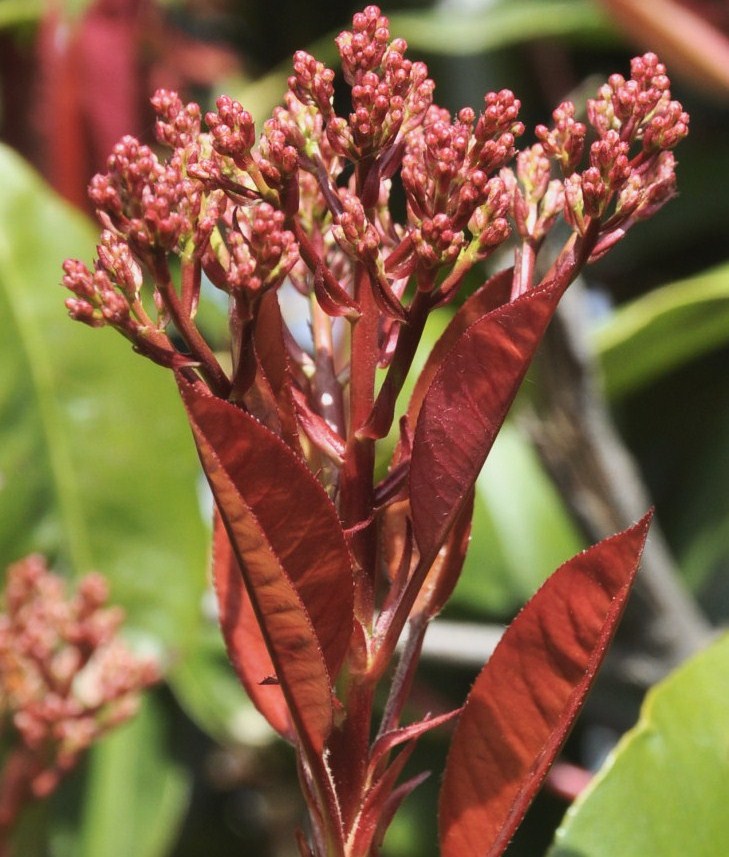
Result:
[439, 512, 652, 857]
[212, 513, 294, 741]
[253, 291, 301, 450]
[178, 379, 354, 754]
[407, 268, 513, 428]
[178, 378, 354, 681]
[410, 275, 565, 563]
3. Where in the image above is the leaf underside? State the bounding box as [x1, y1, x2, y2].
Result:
[439, 512, 652, 857]
[212, 513, 294, 740]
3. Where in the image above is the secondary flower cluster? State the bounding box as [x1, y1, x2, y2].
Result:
[0, 556, 159, 826]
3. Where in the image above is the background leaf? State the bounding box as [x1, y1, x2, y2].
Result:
[595, 261, 729, 399]
[450, 421, 585, 618]
[549, 633, 729, 857]
[0, 142, 208, 656]
[72, 691, 191, 857]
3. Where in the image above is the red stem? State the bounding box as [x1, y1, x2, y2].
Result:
[152, 256, 231, 398]
[360, 287, 432, 439]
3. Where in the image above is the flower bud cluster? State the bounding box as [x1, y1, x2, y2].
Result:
[535, 101, 586, 176]
[62, 217, 159, 337]
[401, 95, 522, 269]
[62, 5, 688, 415]
[332, 190, 381, 260]
[556, 54, 687, 247]
[223, 203, 299, 293]
[152, 89, 202, 150]
[88, 136, 202, 254]
[206, 95, 257, 166]
[294, 6, 435, 162]
[1, 556, 159, 801]
[502, 144, 565, 243]
[587, 53, 688, 152]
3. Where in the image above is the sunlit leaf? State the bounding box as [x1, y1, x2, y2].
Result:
[178, 378, 353, 681]
[451, 422, 584, 618]
[178, 379, 342, 754]
[596, 261, 729, 398]
[407, 268, 513, 428]
[439, 513, 651, 857]
[74, 691, 190, 857]
[550, 632, 729, 856]
[410, 276, 566, 563]
[168, 604, 277, 748]
[212, 512, 293, 741]
[389, 0, 612, 56]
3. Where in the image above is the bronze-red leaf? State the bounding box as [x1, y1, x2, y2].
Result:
[212, 513, 294, 741]
[439, 512, 652, 857]
[179, 379, 354, 681]
[410, 275, 564, 563]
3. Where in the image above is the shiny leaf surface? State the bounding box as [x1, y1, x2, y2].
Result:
[178, 379, 346, 753]
[212, 512, 294, 741]
[410, 277, 566, 563]
[439, 513, 651, 857]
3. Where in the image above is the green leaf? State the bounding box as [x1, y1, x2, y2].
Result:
[71, 691, 191, 857]
[227, 0, 615, 125]
[0, 143, 207, 652]
[595, 261, 729, 399]
[0, 0, 44, 28]
[388, 0, 613, 56]
[549, 633, 729, 857]
[169, 616, 276, 747]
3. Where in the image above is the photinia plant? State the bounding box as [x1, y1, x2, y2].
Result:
[60, 7, 688, 855]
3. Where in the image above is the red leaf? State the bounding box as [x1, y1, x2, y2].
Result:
[179, 378, 354, 681]
[371, 709, 461, 768]
[407, 268, 513, 428]
[253, 291, 301, 450]
[412, 489, 474, 621]
[439, 512, 652, 857]
[179, 379, 354, 754]
[212, 513, 294, 741]
[410, 275, 564, 563]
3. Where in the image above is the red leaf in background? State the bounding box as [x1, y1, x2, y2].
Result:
[178, 378, 354, 682]
[410, 275, 564, 563]
[439, 512, 652, 857]
[212, 513, 294, 741]
[597, 0, 729, 98]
